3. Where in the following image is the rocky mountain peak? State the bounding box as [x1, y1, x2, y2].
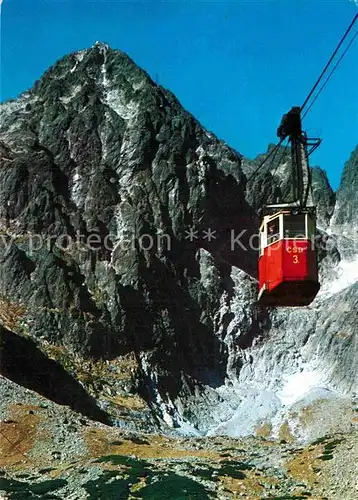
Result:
[0, 45, 357, 444]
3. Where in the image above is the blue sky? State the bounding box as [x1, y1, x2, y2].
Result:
[1, 0, 357, 190]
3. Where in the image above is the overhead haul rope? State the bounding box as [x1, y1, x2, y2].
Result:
[268, 138, 295, 204]
[247, 13, 357, 183]
[270, 138, 290, 181]
[302, 30, 358, 119]
[246, 139, 284, 184]
[301, 13, 357, 113]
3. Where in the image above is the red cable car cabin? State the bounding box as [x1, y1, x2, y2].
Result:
[257, 208, 320, 307]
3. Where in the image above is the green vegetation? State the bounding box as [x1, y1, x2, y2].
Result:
[310, 436, 329, 446]
[87, 459, 211, 499]
[323, 439, 343, 451]
[317, 437, 343, 460]
[132, 473, 210, 500]
[0, 477, 67, 499]
[218, 460, 252, 479]
[95, 455, 154, 484]
[38, 468, 55, 474]
[84, 471, 130, 499]
[190, 466, 217, 481]
[263, 497, 308, 500]
[96, 454, 150, 470]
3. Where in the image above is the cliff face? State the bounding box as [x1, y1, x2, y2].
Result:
[0, 43, 357, 438]
[330, 146, 358, 258]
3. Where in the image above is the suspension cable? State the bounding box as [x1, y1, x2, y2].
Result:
[301, 13, 357, 112]
[302, 30, 358, 119]
[262, 141, 281, 176]
[270, 138, 289, 181]
[246, 139, 284, 183]
[244, 14, 357, 184]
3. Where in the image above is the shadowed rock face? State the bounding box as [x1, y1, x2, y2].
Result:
[331, 146, 358, 236]
[0, 325, 109, 424]
[0, 43, 357, 434]
[311, 167, 336, 230]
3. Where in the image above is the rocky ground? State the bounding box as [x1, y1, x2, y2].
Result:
[1, 376, 357, 499]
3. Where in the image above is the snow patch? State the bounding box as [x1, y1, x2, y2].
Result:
[99, 47, 138, 120]
[277, 370, 326, 406]
[320, 257, 358, 297]
[174, 419, 203, 437]
[65, 130, 76, 160]
[206, 384, 281, 437]
[0, 94, 37, 123]
[0, 120, 22, 136]
[132, 80, 145, 91]
[197, 159, 206, 182]
[100, 52, 110, 88]
[71, 168, 82, 206]
[70, 51, 86, 73]
[75, 50, 86, 63]
[119, 135, 138, 164]
[194, 146, 208, 191]
[112, 204, 131, 241]
[98, 110, 112, 161]
[105, 89, 138, 120]
[138, 354, 203, 435]
[59, 85, 82, 105]
[139, 353, 176, 428]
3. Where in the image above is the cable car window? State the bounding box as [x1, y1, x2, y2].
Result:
[284, 214, 306, 238]
[267, 217, 280, 245]
[259, 226, 265, 256]
[306, 213, 315, 238]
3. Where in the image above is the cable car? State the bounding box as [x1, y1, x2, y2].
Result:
[257, 107, 321, 307]
[258, 207, 319, 306]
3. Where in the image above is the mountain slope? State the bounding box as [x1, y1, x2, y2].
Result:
[1, 376, 357, 499]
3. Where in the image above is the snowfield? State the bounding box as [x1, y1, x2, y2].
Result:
[320, 257, 358, 297]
